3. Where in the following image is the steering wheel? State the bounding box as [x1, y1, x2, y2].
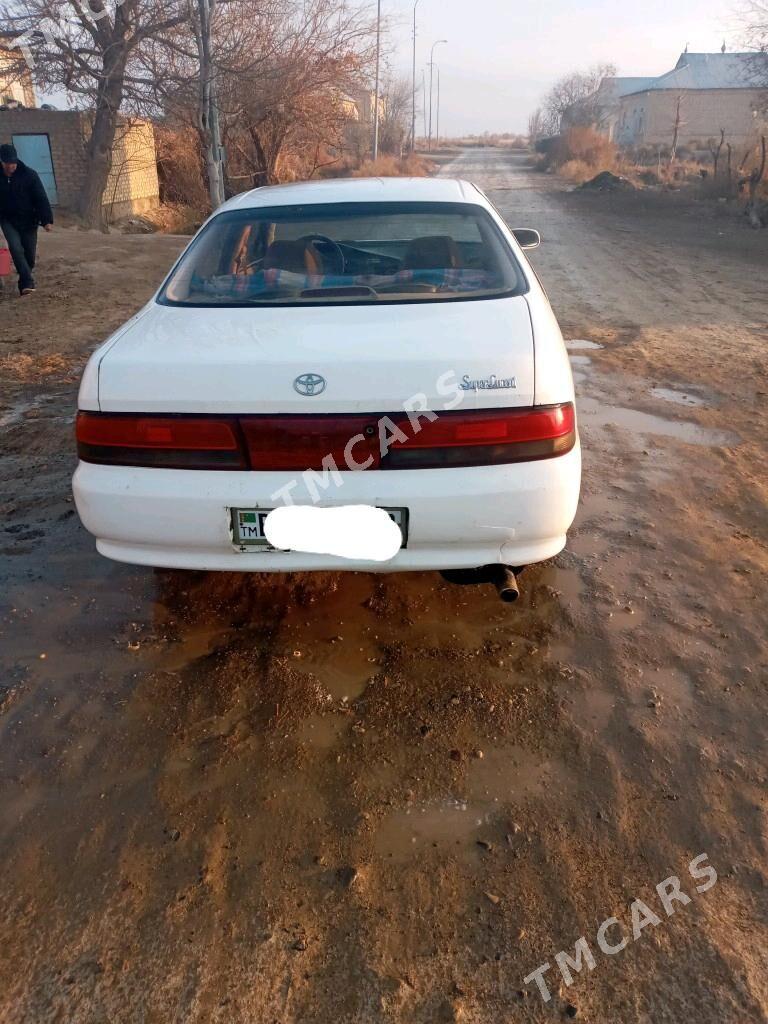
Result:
[296, 233, 345, 275]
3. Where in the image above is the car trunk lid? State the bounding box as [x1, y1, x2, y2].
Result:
[97, 298, 534, 414]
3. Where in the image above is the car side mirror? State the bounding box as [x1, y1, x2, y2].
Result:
[513, 228, 541, 249]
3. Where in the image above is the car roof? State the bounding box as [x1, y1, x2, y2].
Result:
[220, 176, 484, 211]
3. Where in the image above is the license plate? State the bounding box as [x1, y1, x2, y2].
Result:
[230, 506, 409, 551]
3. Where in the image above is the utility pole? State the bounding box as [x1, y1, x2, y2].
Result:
[422, 70, 427, 139]
[372, 0, 381, 160]
[193, 0, 225, 209]
[435, 65, 440, 148]
[411, 0, 419, 152]
[427, 38, 446, 152]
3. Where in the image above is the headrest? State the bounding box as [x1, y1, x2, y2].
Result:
[402, 235, 460, 270]
[264, 239, 321, 275]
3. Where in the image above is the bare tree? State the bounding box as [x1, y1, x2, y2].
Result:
[541, 63, 617, 136]
[133, 0, 284, 195]
[741, 0, 768, 60]
[0, 0, 187, 227]
[709, 128, 726, 177]
[137, 0, 375, 196]
[527, 107, 545, 144]
[213, 0, 376, 186]
[378, 73, 410, 155]
[739, 0, 768, 123]
[669, 94, 684, 164]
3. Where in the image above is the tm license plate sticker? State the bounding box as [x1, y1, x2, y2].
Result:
[230, 507, 408, 551]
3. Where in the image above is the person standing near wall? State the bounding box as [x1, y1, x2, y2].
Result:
[0, 143, 53, 296]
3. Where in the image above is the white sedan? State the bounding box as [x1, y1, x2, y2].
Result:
[73, 176, 580, 600]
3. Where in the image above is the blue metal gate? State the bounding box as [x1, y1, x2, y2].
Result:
[12, 133, 58, 205]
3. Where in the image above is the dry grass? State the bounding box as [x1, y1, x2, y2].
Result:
[548, 127, 618, 173]
[545, 129, 714, 190]
[319, 153, 435, 179]
[537, 127, 628, 185]
[155, 124, 210, 212]
[0, 352, 79, 384]
[556, 159, 600, 183]
[440, 134, 528, 149]
[137, 204, 204, 235]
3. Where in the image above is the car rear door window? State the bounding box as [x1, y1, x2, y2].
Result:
[160, 201, 526, 307]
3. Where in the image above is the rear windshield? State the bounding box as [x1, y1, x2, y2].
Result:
[158, 201, 525, 307]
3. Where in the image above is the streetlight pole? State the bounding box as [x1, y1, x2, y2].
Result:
[372, 0, 381, 160]
[421, 69, 427, 139]
[411, 0, 419, 152]
[427, 38, 446, 152]
[436, 65, 440, 148]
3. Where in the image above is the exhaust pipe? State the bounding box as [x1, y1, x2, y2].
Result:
[440, 565, 522, 603]
[493, 566, 520, 603]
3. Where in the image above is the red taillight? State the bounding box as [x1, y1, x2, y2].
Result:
[76, 404, 575, 471]
[240, 415, 381, 471]
[76, 413, 246, 469]
[383, 404, 576, 468]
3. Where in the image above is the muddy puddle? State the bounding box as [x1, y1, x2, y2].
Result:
[373, 798, 488, 861]
[556, 665, 695, 743]
[566, 339, 604, 350]
[153, 622, 236, 672]
[0, 390, 72, 429]
[373, 744, 570, 864]
[649, 386, 707, 407]
[295, 711, 350, 750]
[540, 563, 584, 610]
[603, 600, 646, 632]
[577, 396, 738, 447]
[568, 343, 733, 446]
[466, 743, 571, 804]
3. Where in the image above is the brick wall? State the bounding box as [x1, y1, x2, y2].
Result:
[0, 109, 160, 220]
[0, 108, 87, 208]
[618, 89, 766, 147]
[103, 119, 160, 219]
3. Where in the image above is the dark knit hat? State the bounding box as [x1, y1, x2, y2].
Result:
[0, 144, 18, 162]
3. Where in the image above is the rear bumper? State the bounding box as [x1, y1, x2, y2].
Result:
[72, 444, 581, 572]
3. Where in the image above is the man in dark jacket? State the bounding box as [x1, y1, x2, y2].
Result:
[0, 143, 54, 295]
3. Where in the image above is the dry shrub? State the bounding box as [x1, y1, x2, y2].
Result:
[141, 203, 203, 235]
[349, 153, 435, 177]
[637, 168, 662, 186]
[549, 127, 617, 172]
[557, 159, 598, 183]
[154, 124, 209, 219]
[665, 160, 707, 184]
[319, 153, 435, 179]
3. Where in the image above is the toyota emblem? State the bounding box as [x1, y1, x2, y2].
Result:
[293, 373, 327, 397]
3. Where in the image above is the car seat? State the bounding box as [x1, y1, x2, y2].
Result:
[402, 235, 461, 270]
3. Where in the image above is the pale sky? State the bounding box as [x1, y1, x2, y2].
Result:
[40, 0, 744, 135]
[385, 0, 745, 134]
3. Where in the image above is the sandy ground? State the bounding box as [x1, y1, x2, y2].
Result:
[0, 149, 767, 1023]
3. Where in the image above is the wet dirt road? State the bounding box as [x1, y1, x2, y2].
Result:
[1, 149, 767, 1023]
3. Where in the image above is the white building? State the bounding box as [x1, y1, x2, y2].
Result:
[612, 52, 767, 148]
